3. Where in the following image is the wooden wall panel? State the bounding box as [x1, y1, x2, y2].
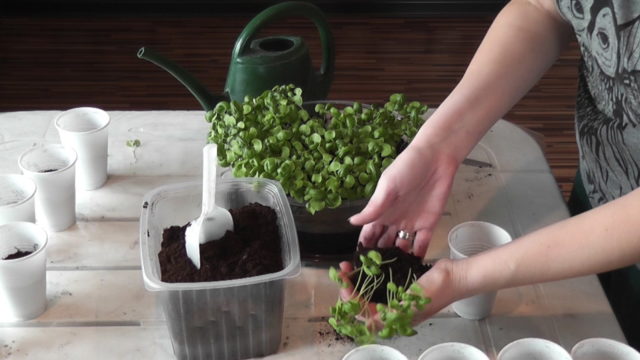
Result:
[0, 15, 580, 199]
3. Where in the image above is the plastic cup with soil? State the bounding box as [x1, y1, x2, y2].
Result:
[18, 143, 77, 232]
[140, 178, 300, 360]
[0, 221, 48, 321]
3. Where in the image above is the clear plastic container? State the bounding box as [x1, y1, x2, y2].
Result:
[139, 178, 300, 360]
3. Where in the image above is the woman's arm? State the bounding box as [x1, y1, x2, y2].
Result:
[414, 186, 640, 323]
[349, 0, 574, 257]
[413, 0, 573, 164]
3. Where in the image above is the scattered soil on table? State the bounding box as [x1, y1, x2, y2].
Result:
[2, 249, 34, 260]
[350, 243, 432, 304]
[317, 325, 354, 346]
[159, 202, 283, 283]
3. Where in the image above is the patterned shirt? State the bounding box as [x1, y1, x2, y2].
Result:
[556, 0, 640, 207]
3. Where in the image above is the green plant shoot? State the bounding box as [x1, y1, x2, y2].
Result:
[126, 139, 141, 161]
[327, 250, 431, 345]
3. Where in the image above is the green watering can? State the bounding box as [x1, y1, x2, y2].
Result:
[138, 1, 334, 111]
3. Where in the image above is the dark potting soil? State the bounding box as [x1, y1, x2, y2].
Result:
[2, 249, 34, 260]
[158, 202, 284, 283]
[350, 243, 432, 304]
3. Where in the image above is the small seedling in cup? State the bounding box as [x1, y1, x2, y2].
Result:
[185, 144, 234, 269]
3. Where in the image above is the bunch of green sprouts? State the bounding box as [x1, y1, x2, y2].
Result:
[206, 84, 427, 214]
[328, 250, 431, 345]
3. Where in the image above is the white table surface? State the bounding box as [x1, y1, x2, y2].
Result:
[0, 110, 626, 359]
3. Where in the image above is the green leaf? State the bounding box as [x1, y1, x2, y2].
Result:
[298, 109, 309, 121]
[299, 124, 311, 136]
[367, 250, 382, 264]
[409, 283, 423, 295]
[252, 139, 263, 152]
[378, 328, 393, 339]
[400, 327, 417, 337]
[325, 176, 339, 191]
[281, 146, 290, 158]
[344, 300, 361, 314]
[324, 129, 336, 141]
[307, 199, 325, 214]
[328, 161, 341, 173]
[126, 139, 141, 148]
[381, 143, 394, 157]
[224, 114, 236, 126]
[263, 157, 277, 173]
[358, 173, 370, 185]
[304, 159, 315, 172]
[328, 317, 338, 328]
[310, 133, 322, 144]
[326, 193, 342, 208]
[390, 93, 405, 103]
[329, 267, 341, 283]
[344, 175, 356, 189]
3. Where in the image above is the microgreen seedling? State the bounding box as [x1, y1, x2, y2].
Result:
[126, 139, 141, 161]
[206, 84, 428, 214]
[327, 250, 431, 345]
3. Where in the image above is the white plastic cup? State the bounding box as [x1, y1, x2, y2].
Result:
[571, 338, 640, 360]
[448, 221, 512, 319]
[0, 221, 48, 321]
[18, 144, 77, 232]
[496, 338, 571, 360]
[342, 344, 409, 360]
[419, 342, 489, 360]
[0, 174, 36, 225]
[497, 338, 571, 360]
[54, 107, 110, 190]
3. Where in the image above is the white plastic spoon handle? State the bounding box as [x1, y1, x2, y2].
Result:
[202, 144, 217, 215]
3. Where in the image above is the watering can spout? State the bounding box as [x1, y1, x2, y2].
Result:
[137, 47, 226, 111]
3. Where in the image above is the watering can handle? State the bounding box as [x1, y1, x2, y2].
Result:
[232, 1, 334, 77]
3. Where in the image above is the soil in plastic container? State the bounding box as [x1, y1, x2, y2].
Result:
[159, 202, 284, 283]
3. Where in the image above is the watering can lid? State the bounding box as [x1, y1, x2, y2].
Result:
[236, 35, 309, 65]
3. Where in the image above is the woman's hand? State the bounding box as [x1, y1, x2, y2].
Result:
[338, 258, 463, 328]
[337, 261, 383, 330]
[348, 143, 459, 258]
[410, 258, 462, 324]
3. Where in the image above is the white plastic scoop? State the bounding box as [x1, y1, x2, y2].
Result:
[185, 143, 234, 269]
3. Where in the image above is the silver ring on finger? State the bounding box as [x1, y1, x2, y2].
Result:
[397, 230, 415, 241]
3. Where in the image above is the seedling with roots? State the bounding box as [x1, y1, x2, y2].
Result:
[328, 250, 431, 345]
